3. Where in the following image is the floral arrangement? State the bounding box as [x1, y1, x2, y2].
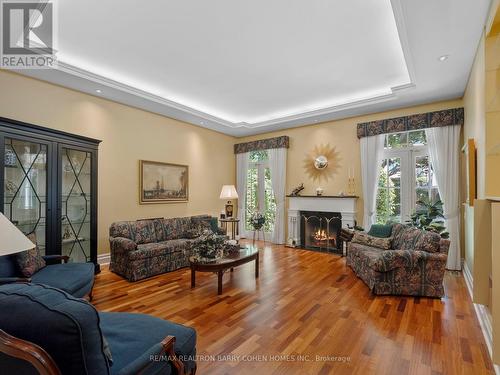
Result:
[192, 230, 240, 262]
[250, 212, 266, 230]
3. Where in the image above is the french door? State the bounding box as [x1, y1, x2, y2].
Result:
[245, 160, 276, 238]
[377, 148, 439, 224]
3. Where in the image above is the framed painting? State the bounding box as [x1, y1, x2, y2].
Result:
[139, 160, 188, 204]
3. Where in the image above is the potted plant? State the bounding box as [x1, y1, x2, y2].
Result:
[250, 212, 266, 231]
[407, 197, 449, 239]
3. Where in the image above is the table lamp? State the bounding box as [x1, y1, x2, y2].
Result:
[219, 185, 238, 218]
[0, 212, 35, 256]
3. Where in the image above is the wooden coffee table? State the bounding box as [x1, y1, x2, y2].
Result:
[189, 246, 259, 295]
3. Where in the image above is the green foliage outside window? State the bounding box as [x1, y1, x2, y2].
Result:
[263, 167, 276, 232]
[246, 167, 258, 231]
[376, 160, 399, 224]
[376, 130, 437, 224]
[249, 150, 268, 162]
[245, 151, 276, 233]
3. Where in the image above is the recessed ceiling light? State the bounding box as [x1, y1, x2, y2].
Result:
[200, 121, 204, 125]
[438, 55, 449, 62]
[95, 89, 102, 93]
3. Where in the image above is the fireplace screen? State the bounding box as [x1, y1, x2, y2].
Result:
[300, 211, 342, 254]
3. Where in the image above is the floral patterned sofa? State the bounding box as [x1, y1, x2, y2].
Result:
[347, 224, 450, 297]
[109, 215, 224, 281]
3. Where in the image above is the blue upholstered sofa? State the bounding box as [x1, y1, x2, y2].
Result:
[0, 253, 95, 299]
[0, 283, 197, 374]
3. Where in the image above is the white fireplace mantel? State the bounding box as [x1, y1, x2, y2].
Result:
[287, 195, 358, 246]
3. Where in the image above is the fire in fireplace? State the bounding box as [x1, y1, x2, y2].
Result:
[300, 211, 342, 254]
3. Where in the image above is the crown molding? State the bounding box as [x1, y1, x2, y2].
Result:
[14, 0, 415, 136]
[57, 61, 237, 128]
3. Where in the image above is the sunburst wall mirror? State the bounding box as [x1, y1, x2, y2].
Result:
[303, 143, 340, 182]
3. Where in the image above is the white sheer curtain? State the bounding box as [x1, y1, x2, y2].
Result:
[425, 125, 461, 270]
[268, 148, 287, 244]
[360, 134, 385, 230]
[236, 152, 249, 238]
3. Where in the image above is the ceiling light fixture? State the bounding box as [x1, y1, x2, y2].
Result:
[95, 89, 102, 93]
[438, 55, 449, 62]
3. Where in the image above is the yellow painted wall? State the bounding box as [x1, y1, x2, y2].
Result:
[465, 33, 487, 200]
[462, 3, 500, 365]
[486, 22, 500, 198]
[238, 99, 463, 231]
[463, 32, 486, 274]
[0, 71, 236, 254]
[486, 8, 500, 365]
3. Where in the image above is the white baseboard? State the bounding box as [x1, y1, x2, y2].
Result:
[97, 252, 110, 265]
[463, 261, 500, 374]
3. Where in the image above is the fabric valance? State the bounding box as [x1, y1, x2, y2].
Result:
[234, 136, 289, 154]
[357, 107, 464, 139]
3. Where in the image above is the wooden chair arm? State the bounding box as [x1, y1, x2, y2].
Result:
[135, 335, 187, 375]
[0, 329, 61, 375]
[161, 336, 185, 375]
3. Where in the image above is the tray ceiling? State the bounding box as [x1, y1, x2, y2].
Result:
[17, 0, 492, 136]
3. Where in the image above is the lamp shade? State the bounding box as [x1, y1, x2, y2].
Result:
[0, 212, 35, 256]
[219, 185, 238, 200]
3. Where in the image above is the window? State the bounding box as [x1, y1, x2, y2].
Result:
[376, 130, 440, 224]
[245, 151, 276, 233]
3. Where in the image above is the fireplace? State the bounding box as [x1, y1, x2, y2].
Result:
[300, 211, 342, 254]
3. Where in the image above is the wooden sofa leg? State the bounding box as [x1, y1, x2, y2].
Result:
[86, 280, 95, 302]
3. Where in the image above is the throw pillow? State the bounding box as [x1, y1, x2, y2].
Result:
[390, 223, 408, 249]
[210, 217, 220, 233]
[15, 233, 46, 277]
[184, 228, 201, 239]
[351, 232, 392, 250]
[396, 227, 422, 250]
[414, 230, 441, 253]
[367, 224, 393, 238]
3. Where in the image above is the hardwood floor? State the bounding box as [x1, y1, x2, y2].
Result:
[93, 242, 493, 375]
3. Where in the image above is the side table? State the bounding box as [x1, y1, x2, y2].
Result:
[339, 228, 355, 257]
[220, 218, 240, 240]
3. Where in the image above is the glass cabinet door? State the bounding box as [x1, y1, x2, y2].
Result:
[61, 147, 92, 263]
[3, 137, 48, 253]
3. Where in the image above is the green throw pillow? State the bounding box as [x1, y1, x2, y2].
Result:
[367, 224, 393, 238]
[210, 217, 219, 233]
